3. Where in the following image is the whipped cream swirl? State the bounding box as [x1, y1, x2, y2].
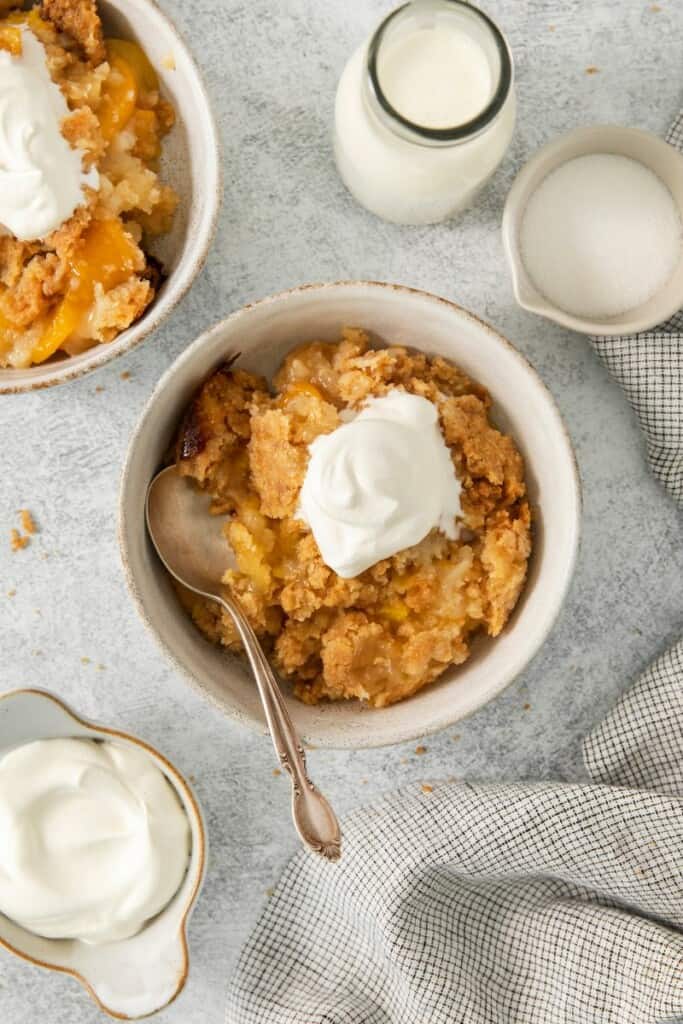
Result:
[297, 390, 462, 578]
[0, 738, 190, 944]
[0, 26, 98, 241]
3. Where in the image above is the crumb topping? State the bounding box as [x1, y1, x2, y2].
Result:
[174, 329, 532, 709]
[41, 0, 104, 63]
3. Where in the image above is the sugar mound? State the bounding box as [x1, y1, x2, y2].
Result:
[520, 153, 682, 319]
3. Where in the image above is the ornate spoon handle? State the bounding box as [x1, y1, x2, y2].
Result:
[219, 593, 342, 861]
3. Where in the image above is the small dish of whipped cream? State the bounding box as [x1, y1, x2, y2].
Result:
[297, 390, 462, 578]
[0, 737, 191, 944]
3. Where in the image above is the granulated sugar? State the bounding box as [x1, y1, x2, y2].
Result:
[520, 153, 682, 319]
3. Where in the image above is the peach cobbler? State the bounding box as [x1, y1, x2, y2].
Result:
[0, 0, 178, 368]
[174, 330, 532, 708]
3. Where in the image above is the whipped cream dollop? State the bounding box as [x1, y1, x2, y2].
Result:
[0, 738, 191, 944]
[297, 390, 462, 578]
[0, 26, 98, 241]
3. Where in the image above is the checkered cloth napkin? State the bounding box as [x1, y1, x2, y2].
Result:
[226, 119, 683, 1024]
[227, 642, 683, 1024]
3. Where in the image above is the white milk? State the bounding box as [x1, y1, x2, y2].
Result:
[334, 0, 515, 225]
[379, 24, 493, 129]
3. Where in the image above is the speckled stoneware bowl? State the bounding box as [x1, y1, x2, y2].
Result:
[119, 281, 581, 749]
[0, 688, 207, 1019]
[502, 125, 683, 336]
[0, 0, 221, 395]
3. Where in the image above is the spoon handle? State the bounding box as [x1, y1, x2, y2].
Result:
[218, 594, 342, 861]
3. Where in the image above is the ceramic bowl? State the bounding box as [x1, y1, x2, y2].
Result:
[0, 688, 206, 1019]
[0, 0, 221, 394]
[502, 125, 683, 336]
[119, 281, 581, 749]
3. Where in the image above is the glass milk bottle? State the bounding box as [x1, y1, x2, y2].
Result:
[334, 0, 515, 225]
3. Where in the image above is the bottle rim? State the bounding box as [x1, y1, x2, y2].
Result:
[365, 0, 514, 147]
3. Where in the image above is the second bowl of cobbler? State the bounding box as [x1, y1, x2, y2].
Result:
[0, 0, 220, 392]
[120, 282, 581, 748]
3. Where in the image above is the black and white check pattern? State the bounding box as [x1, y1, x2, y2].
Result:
[227, 630, 683, 1024]
[226, 120, 683, 1024]
[227, 641, 683, 1024]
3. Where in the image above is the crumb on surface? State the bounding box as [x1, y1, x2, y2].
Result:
[10, 529, 29, 552]
[548, 24, 555, 31]
[95, 386, 106, 393]
[19, 509, 37, 535]
[421, 784, 433, 794]
[451, 734, 461, 742]
[120, 371, 131, 380]
[415, 745, 427, 756]
[265, 887, 274, 898]
[523, 702, 531, 711]
[161, 52, 176, 70]
[585, 66, 600, 74]
[650, 3, 661, 9]
[7, 589, 16, 598]
[96, 663, 105, 670]
[81, 656, 91, 664]
[272, 768, 281, 777]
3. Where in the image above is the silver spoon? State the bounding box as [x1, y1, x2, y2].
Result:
[145, 465, 342, 861]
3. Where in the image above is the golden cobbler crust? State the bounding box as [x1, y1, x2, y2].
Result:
[175, 329, 532, 709]
[41, 0, 104, 62]
[0, 0, 178, 368]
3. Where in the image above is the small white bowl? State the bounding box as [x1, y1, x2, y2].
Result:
[502, 125, 683, 336]
[119, 281, 581, 749]
[0, 0, 221, 394]
[0, 688, 207, 1019]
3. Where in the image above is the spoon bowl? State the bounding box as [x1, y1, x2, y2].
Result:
[145, 465, 236, 595]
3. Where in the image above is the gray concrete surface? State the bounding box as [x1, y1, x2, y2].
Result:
[2, 0, 683, 1021]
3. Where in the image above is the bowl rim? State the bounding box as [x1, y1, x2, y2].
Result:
[502, 124, 683, 337]
[0, 687, 207, 1020]
[0, 0, 222, 395]
[118, 279, 582, 749]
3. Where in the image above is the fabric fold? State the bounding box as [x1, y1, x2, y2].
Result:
[227, 759, 683, 1022]
[229, 636, 683, 1024]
